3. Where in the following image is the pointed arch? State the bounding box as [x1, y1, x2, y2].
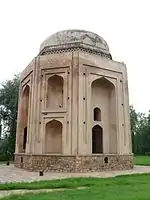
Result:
[91, 76, 115, 89]
[91, 77, 117, 153]
[19, 85, 30, 153]
[47, 75, 64, 109]
[92, 125, 103, 154]
[45, 119, 62, 154]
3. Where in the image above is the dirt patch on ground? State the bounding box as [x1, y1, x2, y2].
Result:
[0, 187, 87, 198]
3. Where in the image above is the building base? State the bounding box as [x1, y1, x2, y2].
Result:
[14, 154, 133, 172]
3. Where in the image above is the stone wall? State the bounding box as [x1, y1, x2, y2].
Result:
[14, 154, 133, 172]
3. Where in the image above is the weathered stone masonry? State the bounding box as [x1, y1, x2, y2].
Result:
[15, 30, 133, 172]
[15, 154, 133, 172]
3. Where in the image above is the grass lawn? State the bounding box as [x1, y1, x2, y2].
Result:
[1, 174, 150, 199]
[134, 155, 150, 166]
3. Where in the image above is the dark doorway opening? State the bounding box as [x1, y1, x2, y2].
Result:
[92, 125, 103, 154]
[23, 127, 27, 151]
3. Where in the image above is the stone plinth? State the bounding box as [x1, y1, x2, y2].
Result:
[14, 154, 133, 172]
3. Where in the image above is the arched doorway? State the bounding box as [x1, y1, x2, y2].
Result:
[45, 120, 62, 154]
[20, 85, 30, 153]
[47, 75, 64, 109]
[91, 77, 117, 153]
[92, 125, 103, 154]
[23, 127, 27, 150]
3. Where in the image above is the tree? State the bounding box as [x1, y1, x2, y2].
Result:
[134, 112, 147, 154]
[129, 105, 150, 155]
[130, 105, 138, 153]
[0, 74, 20, 160]
[131, 108, 150, 155]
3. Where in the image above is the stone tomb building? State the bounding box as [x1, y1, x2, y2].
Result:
[14, 30, 133, 172]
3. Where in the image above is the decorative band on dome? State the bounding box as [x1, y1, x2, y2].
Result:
[39, 29, 111, 58]
[39, 44, 112, 60]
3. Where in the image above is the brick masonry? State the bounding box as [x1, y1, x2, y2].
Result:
[14, 154, 133, 172]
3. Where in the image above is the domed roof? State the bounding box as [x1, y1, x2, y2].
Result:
[39, 29, 111, 58]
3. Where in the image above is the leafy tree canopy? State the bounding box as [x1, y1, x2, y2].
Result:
[0, 74, 20, 160]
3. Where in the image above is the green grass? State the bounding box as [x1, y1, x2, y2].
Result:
[134, 155, 150, 166]
[1, 156, 150, 199]
[2, 174, 150, 199]
[0, 177, 96, 190]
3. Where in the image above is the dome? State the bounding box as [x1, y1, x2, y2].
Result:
[39, 29, 111, 58]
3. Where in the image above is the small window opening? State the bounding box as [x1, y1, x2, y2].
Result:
[94, 107, 101, 121]
[20, 157, 23, 163]
[104, 157, 108, 164]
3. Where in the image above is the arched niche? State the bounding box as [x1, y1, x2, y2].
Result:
[19, 85, 30, 153]
[91, 77, 117, 153]
[92, 125, 103, 154]
[45, 120, 62, 154]
[94, 107, 101, 121]
[47, 75, 64, 109]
